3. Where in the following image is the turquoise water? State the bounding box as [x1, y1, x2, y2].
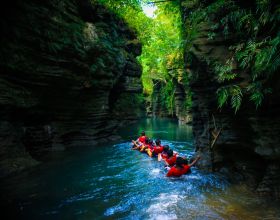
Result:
[1, 118, 280, 219]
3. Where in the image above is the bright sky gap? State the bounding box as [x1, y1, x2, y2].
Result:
[142, 3, 157, 18]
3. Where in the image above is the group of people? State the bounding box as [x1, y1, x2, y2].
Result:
[131, 131, 201, 177]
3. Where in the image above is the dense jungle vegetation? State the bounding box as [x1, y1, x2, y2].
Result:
[93, 0, 188, 116]
[183, 0, 280, 112]
[94, 0, 280, 114]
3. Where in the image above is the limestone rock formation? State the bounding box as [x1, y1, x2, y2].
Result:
[0, 0, 143, 176]
[150, 79, 192, 123]
[174, 81, 192, 124]
[151, 80, 170, 118]
[181, 0, 280, 198]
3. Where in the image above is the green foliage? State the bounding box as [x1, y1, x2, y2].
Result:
[216, 87, 228, 108]
[246, 82, 272, 108]
[95, 0, 187, 114]
[223, 0, 279, 110]
[164, 81, 175, 115]
[94, 0, 152, 41]
[217, 85, 242, 113]
[139, 3, 184, 91]
[213, 60, 236, 82]
[183, 0, 280, 112]
[140, 2, 186, 114]
[230, 85, 242, 113]
[232, 37, 280, 83]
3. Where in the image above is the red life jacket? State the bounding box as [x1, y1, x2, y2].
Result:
[165, 155, 177, 167]
[166, 165, 191, 177]
[147, 144, 154, 150]
[138, 136, 146, 144]
[153, 146, 164, 154]
[161, 152, 168, 160]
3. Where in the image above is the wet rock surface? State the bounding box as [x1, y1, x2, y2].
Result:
[0, 0, 143, 176]
[151, 79, 192, 122]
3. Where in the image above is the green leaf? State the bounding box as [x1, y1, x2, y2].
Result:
[250, 91, 263, 109]
[230, 85, 243, 113]
[217, 87, 229, 108]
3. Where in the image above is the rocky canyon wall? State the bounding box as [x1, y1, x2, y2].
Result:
[150, 79, 192, 123]
[0, 0, 143, 177]
[182, 0, 280, 198]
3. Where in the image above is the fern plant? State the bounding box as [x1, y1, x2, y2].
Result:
[230, 85, 243, 113]
[246, 82, 272, 108]
[208, 0, 279, 112]
[213, 60, 237, 83]
[216, 87, 229, 108]
[217, 85, 242, 113]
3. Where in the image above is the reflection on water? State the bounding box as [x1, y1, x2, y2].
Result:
[117, 118, 193, 143]
[0, 118, 280, 219]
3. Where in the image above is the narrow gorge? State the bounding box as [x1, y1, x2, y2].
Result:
[0, 0, 280, 218]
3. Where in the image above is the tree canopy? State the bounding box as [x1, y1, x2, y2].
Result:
[95, 0, 188, 115]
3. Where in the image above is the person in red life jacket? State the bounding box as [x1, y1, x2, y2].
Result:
[158, 145, 170, 161]
[146, 138, 161, 158]
[131, 140, 142, 150]
[166, 156, 201, 177]
[152, 139, 164, 157]
[163, 149, 178, 167]
[131, 137, 149, 151]
[131, 131, 147, 150]
[142, 139, 155, 156]
[137, 131, 147, 144]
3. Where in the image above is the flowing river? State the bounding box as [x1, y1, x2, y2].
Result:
[1, 118, 280, 219]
